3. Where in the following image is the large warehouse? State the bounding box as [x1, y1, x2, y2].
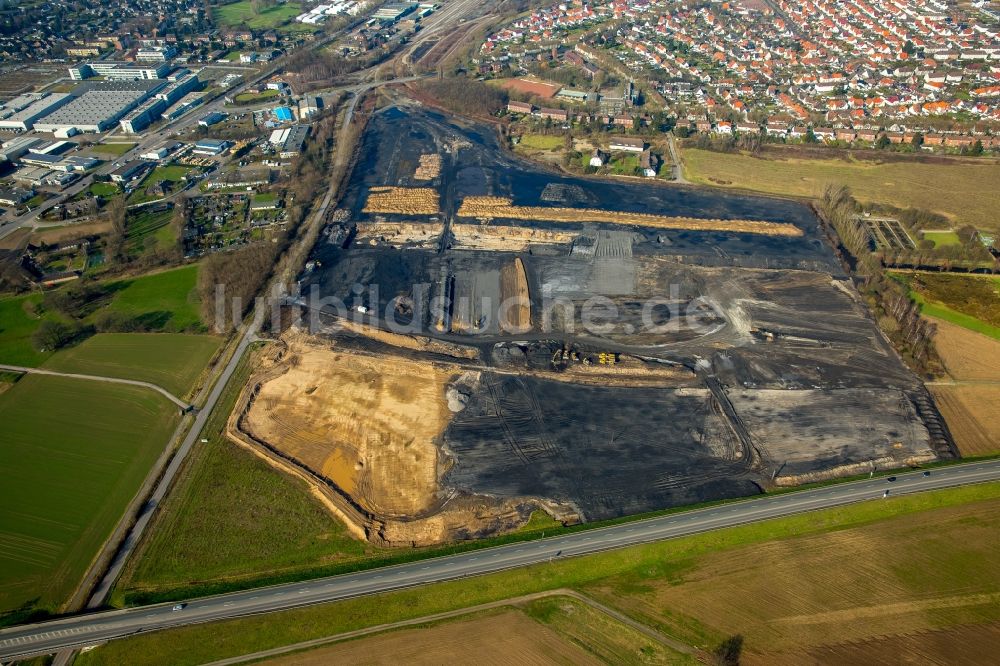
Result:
[0, 93, 74, 131]
[32, 81, 165, 134]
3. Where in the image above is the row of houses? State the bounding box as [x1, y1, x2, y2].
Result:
[692, 119, 999, 149]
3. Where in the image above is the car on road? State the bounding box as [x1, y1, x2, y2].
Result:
[887, 476, 896, 482]
[172, 603, 187, 611]
[923, 471, 931, 477]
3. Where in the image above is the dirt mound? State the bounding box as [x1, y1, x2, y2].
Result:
[499, 257, 530, 333]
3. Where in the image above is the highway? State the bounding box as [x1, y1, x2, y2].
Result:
[2, 458, 999, 660]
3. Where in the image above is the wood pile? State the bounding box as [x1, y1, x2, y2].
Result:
[414, 154, 442, 180]
[456, 197, 803, 237]
[363, 187, 440, 215]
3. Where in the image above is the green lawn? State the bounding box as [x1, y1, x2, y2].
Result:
[214, 1, 301, 29]
[922, 230, 961, 247]
[517, 133, 565, 150]
[89, 143, 136, 156]
[0, 295, 58, 366]
[128, 165, 194, 205]
[892, 272, 1000, 340]
[42, 333, 221, 398]
[609, 153, 640, 175]
[89, 182, 119, 198]
[682, 148, 1000, 233]
[114, 348, 372, 604]
[912, 292, 1000, 340]
[0, 266, 205, 368]
[102, 265, 204, 333]
[233, 89, 280, 104]
[126, 209, 174, 253]
[0, 375, 179, 624]
[79, 481, 1000, 666]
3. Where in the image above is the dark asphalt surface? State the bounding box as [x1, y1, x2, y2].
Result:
[2, 458, 998, 660]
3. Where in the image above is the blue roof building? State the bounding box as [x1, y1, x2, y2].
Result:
[274, 106, 294, 122]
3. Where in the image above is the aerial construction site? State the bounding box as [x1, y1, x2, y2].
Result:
[230, 102, 954, 547]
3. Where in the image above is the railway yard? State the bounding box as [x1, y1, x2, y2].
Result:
[234, 102, 955, 546]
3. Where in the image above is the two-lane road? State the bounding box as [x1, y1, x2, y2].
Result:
[2, 459, 999, 660]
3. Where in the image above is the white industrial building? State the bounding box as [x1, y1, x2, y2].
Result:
[0, 136, 43, 162]
[33, 81, 164, 134]
[0, 93, 74, 131]
[136, 45, 176, 62]
[69, 61, 171, 81]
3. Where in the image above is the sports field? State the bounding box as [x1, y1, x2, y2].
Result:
[42, 333, 221, 398]
[682, 148, 1000, 233]
[214, 1, 301, 29]
[0, 375, 178, 624]
[78, 482, 1000, 665]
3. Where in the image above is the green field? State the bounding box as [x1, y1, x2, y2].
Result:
[0, 375, 179, 623]
[214, 1, 301, 29]
[88, 143, 136, 156]
[922, 230, 961, 247]
[114, 348, 371, 605]
[516, 133, 564, 150]
[79, 481, 1000, 665]
[893, 272, 1000, 340]
[102, 265, 204, 333]
[233, 89, 280, 104]
[88, 182, 119, 198]
[126, 209, 174, 253]
[0, 295, 57, 366]
[128, 165, 194, 205]
[42, 333, 221, 398]
[682, 148, 1000, 233]
[0, 265, 205, 367]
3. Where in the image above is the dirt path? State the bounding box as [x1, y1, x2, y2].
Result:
[0, 364, 189, 409]
[201, 588, 704, 666]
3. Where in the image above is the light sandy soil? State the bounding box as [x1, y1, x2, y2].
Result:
[927, 317, 1000, 456]
[499, 257, 530, 333]
[244, 341, 454, 517]
[239, 335, 544, 545]
[260, 610, 601, 666]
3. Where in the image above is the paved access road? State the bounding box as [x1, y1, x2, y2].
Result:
[2, 459, 999, 660]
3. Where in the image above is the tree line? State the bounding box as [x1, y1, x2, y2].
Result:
[817, 185, 938, 374]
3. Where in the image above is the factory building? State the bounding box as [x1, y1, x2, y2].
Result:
[33, 81, 165, 134]
[0, 93, 75, 132]
[69, 61, 171, 81]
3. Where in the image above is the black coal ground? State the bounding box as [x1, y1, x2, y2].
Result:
[297, 105, 950, 523]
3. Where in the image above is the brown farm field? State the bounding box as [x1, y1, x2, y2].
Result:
[927, 316, 1000, 456]
[681, 148, 1000, 233]
[496, 77, 560, 98]
[260, 610, 602, 666]
[586, 495, 1000, 660]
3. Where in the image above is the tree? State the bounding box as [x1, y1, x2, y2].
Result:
[875, 134, 891, 150]
[713, 635, 743, 666]
[105, 195, 128, 266]
[32, 320, 77, 352]
[911, 132, 924, 148]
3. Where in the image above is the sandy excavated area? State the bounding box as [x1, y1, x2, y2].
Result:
[244, 343, 452, 518]
[239, 335, 546, 545]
